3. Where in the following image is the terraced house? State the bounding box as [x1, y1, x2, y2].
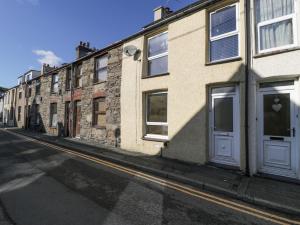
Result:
[2, 0, 300, 182]
[38, 42, 122, 147]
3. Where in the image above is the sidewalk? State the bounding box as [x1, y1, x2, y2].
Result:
[6, 128, 300, 216]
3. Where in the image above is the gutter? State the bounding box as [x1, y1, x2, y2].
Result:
[244, 0, 251, 176]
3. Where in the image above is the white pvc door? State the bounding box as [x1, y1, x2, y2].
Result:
[258, 84, 298, 178]
[210, 86, 240, 167]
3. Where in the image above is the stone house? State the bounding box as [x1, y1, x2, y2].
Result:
[2, 87, 17, 127]
[38, 42, 122, 147]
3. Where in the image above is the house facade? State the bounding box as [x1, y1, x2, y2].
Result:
[37, 42, 122, 147]
[248, 0, 300, 180]
[3, 87, 17, 127]
[121, 0, 247, 171]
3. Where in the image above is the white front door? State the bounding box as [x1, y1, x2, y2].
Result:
[209, 86, 240, 167]
[258, 82, 299, 178]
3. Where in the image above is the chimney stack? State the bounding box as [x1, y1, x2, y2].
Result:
[76, 41, 95, 59]
[153, 6, 172, 21]
[41, 64, 55, 75]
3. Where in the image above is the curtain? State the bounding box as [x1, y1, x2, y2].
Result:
[256, 0, 294, 50]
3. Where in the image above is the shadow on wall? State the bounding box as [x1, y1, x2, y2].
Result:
[158, 64, 247, 168]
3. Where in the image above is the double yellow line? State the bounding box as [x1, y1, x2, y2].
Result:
[4, 130, 300, 225]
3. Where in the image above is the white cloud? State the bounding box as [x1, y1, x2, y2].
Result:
[16, 0, 40, 6]
[33, 50, 62, 67]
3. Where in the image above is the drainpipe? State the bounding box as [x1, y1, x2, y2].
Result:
[244, 0, 251, 176]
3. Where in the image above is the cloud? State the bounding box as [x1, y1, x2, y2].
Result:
[33, 50, 62, 66]
[16, 0, 40, 6]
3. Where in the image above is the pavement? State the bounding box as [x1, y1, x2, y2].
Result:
[5, 128, 300, 217]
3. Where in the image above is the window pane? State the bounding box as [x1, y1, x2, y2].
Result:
[264, 94, 290, 137]
[256, 0, 294, 23]
[148, 55, 168, 76]
[214, 97, 233, 132]
[259, 19, 293, 50]
[211, 5, 236, 37]
[146, 125, 168, 136]
[52, 114, 57, 127]
[96, 114, 106, 126]
[210, 34, 238, 61]
[147, 93, 167, 123]
[97, 68, 108, 81]
[97, 56, 108, 69]
[212, 86, 236, 94]
[148, 33, 168, 57]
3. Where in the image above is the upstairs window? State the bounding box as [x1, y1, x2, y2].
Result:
[147, 32, 168, 76]
[18, 106, 21, 121]
[95, 55, 108, 83]
[51, 74, 59, 93]
[19, 92, 22, 99]
[50, 103, 57, 127]
[27, 86, 32, 97]
[35, 80, 41, 95]
[93, 98, 106, 127]
[209, 4, 239, 62]
[75, 64, 83, 88]
[256, 0, 296, 53]
[145, 92, 168, 139]
[65, 67, 72, 90]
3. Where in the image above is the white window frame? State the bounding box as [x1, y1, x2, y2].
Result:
[145, 91, 168, 140]
[256, 0, 298, 54]
[147, 31, 168, 76]
[209, 3, 240, 62]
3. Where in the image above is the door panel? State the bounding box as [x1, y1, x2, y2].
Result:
[210, 86, 240, 166]
[74, 101, 81, 137]
[258, 88, 297, 178]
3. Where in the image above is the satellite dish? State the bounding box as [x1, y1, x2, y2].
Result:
[124, 45, 138, 57]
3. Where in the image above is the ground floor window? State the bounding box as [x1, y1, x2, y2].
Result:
[145, 91, 168, 139]
[93, 98, 106, 128]
[50, 103, 57, 127]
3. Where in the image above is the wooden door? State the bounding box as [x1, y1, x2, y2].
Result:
[74, 101, 81, 137]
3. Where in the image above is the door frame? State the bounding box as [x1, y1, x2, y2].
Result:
[73, 101, 81, 138]
[257, 81, 300, 179]
[209, 85, 240, 167]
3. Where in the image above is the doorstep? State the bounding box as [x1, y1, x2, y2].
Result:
[5, 128, 300, 216]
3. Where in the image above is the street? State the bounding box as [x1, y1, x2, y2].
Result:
[0, 129, 298, 225]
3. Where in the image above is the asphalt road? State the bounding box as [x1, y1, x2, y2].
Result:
[0, 129, 297, 225]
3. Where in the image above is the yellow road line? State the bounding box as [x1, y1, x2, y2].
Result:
[4, 129, 300, 225]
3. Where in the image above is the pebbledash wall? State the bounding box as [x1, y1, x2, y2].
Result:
[38, 46, 122, 147]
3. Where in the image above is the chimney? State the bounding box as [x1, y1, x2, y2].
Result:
[41, 64, 55, 75]
[76, 41, 95, 59]
[153, 6, 172, 21]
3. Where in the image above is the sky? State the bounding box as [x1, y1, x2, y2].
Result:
[0, 0, 197, 88]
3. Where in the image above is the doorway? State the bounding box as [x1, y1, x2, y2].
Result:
[209, 85, 240, 167]
[258, 81, 299, 179]
[74, 101, 81, 138]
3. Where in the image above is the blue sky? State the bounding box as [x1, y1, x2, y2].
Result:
[0, 0, 197, 88]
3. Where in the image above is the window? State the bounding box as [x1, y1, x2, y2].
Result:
[145, 92, 168, 139]
[147, 32, 168, 76]
[66, 67, 72, 90]
[10, 107, 14, 120]
[50, 103, 57, 127]
[209, 4, 239, 62]
[256, 0, 296, 53]
[18, 106, 21, 121]
[93, 98, 106, 127]
[19, 92, 22, 99]
[95, 55, 108, 83]
[35, 80, 41, 95]
[51, 74, 59, 93]
[75, 64, 83, 88]
[28, 86, 32, 97]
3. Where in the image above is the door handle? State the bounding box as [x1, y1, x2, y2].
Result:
[293, 128, 296, 137]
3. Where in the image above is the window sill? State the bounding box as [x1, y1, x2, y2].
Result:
[254, 47, 300, 58]
[93, 125, 106, 130]
[206, 57, 242, 66]
[142, 72, 170, 79]
[142, 136, 169, 142]
[93, 80, 107, 85]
